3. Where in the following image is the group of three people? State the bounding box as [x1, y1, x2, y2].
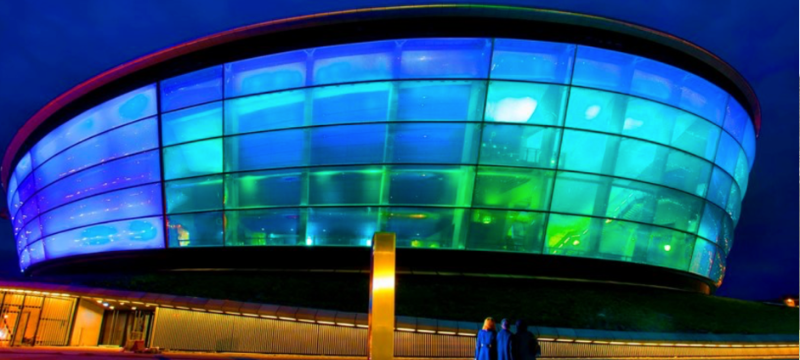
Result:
[476, 317, 541, 360]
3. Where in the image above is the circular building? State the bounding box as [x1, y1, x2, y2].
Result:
[1, 6, 758, 294]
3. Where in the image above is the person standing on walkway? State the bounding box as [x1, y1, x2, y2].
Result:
[496, 318, 515, 360]
[513, 319, 540, 360]
[475, 317, 497, 360]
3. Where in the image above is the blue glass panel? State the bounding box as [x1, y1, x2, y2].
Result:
[19, 246, 30, 271]
[613, 138, 668, 185]
[623, 97, 678, 146]
[723, 98, 748, 143]
[485, 81, 568, 126]
[312, 82, 390, 125]
[698, 203, 724, 245]
[306, 207, 379, 246]
[706, 167, 732, 209]
[742, 119, 756, 169]
[35, 150, 161, 215]
[399, 38, 491, 79]
[165, 175, 223, 214]
[39, 183, 162, 237]
[733, 149, 749, 195]
[27, 240, 45, 266]
[629, 57, 684, 105]
[224, 50, 307, 97]
[227, 169, 305, 209]
[32, 85, 156, 166]
[689, 238, 717, 278]
[671, 111, 720, 161]
[44, 216, 164, 259]
[310, 124, 385, 166]
[396, 81, 486, 121]
[19, 219, 42, 249]
[224, 89, 306, 135]
[663, 150, 711, 197]
[16, 174, 37, 206]
[572, 46, 635, 93]
[161, 65, 223, 112]
[226, 129, 305, 172]
[12, 152, 32, 185]
[557, 130, 616, 174]
[6, 174, 18, 211]
[387, 207, 467, 249]
[726, 183, 741, 224]
[714, 132, 739, 175]
[390, 123, 479, 164]
[35, 117, 159, 188]
[167, 212, 223, 247]
[312, 40, 394, 85]
[564, 88, 626, 134]
[225, 208, 303, 246]
[14, 199, 38, 235]
[161, 102, 222, 146]
[678, 74, 727, 125]
[479, 124, 561, 169]
[490, 39, 575, 84]
[163, 138, 222, 180]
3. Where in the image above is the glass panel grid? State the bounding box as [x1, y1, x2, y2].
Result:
[7, 37, 754, 283]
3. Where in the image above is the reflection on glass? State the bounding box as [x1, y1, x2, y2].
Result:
[385, 207, 466, 249]
[163, 138, 222, 180]
[466, 209, 545, 253]
[160, 66, 223, 112]
[167, 212, 223, 247]
[161, 102, 222, 146]
[491, 39, 574, 84]
[225, 209, 303, 246]
[44, 216, 164, 259]
[165, 175, 223, 213]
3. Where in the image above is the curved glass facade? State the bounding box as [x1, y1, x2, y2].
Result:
[5, 38, 756, 285]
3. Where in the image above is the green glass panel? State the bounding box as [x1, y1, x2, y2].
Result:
[479, 124, 560, 169]
[167, 212, 223, 247]
[557, 130, 616, 174]
[388, 166, 475, 207]
[643, 227, 693, 271]
[473, 167, 554, 211]
[596, 219, 647, 263]
[621, 97, 675, 145]
[466, 209, 545, 253]
[550, 172, 608, 216]
[224, 89, 306, 135]
[163, 139, 222, 180]
[671, 111, 719, 161]
[309, 166, 382, 206]
[224, 208, 303, 246]
[161, 102, 222, 146]
[564, 87, 626, 134]
[544, 214, 598, 259]
[607, 178, 701, 233]
[386, 207, 467, 250]
[663, 150, 711, 197]
[484, 81, 567, 125]
[225, 169, 305, 209]
[613, 138, 668, 184]
[165, 175, 223, 214]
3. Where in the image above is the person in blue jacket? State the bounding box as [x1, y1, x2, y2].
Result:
[513, 319, 541, 360]
[496, 319, 514, 360]
[475, 317, 497, 360]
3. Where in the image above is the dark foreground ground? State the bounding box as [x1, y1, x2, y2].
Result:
[36, 271, 798, 334]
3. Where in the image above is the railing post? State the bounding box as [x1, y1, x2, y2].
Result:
[368, 232, 396, 360]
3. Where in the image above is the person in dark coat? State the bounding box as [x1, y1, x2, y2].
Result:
[496, 319, 515, 360]
[475, 317, 497, 360]
[513, 319, 540, 360]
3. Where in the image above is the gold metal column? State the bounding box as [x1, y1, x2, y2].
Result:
[368, 232, 396, 360]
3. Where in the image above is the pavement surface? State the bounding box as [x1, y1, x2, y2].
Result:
[0, 346, 796, 360]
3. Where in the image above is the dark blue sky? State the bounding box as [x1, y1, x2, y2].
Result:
[0, 1, 796, 300]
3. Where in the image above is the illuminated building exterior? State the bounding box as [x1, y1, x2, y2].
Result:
[1, 6, 758, 293]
